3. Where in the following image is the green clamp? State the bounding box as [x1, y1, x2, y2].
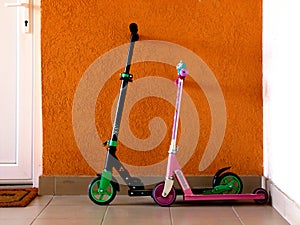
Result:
[120, 73, 133, 81]
[107, 140, 117, 147]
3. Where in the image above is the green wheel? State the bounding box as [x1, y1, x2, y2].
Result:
[88, 175, 117, 205]
[217, 172, 243, 194]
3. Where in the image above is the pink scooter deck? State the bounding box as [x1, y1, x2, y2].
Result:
[184, 193, 266, 201]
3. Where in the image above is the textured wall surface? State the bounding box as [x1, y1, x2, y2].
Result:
[41, 0, 262, 176]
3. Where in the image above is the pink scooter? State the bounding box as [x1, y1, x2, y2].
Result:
[151, 61, 269, 207]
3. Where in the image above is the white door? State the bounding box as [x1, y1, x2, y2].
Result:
[0, 1, 33, 184]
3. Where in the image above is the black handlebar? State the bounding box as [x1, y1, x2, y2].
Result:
[129, 23, 138, 34]
[129, 23, 139, 42]
[123, 23, 139, 75]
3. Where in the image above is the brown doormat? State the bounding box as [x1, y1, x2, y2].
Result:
[0, 188, 38, 207]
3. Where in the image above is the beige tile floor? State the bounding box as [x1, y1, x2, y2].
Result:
[0, 195, 290, 225]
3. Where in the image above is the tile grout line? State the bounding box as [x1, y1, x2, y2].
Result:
[169, 207, 174, 225]
[232, 206, 244, 225]
[30, 195, 54, 225]
[100, 205, 109, 225]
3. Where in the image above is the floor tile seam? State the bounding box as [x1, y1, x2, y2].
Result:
[30, 195, 54, 225]
[231, 206, 244, 225]
[169, 207, 174, 225]
[100, 205, 109, 225]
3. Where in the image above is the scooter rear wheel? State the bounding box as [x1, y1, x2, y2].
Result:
[253, 188, 269, 204]
[217, 172, 243, 194]
[152, 182, 176, 207]
[88, 175, 117, 205]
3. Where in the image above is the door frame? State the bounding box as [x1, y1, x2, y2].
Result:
[0, 0, 41, 186]
[32, 0, 42, 187]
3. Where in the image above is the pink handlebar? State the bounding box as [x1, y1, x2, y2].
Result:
[175, 67, 188, 86]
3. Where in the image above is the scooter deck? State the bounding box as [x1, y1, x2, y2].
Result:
[128, 189, 153, 196]
[128, 188, 211, 196]
[176, 188, 213, 195]
[184, 193, 266, 201]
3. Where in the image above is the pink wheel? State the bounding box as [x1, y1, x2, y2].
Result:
[152, 182, 176, 207]
[253, 188, 269, 204]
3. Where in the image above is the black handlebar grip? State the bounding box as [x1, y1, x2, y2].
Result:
[129, 23, 138, 34]
[129, 23, 139, 42]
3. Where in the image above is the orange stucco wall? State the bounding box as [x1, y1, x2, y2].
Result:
[41, 0, 262, 176]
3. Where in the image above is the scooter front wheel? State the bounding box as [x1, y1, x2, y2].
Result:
[152, 182, 176, 207]
[88, 175, 117, 205]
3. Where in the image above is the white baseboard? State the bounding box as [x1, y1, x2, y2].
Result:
[268, 180, 300, 225]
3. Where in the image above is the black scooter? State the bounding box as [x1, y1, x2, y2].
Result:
[88, 23, 153, 205]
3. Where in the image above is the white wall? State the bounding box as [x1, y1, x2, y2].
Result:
[263, 0, 300, 222]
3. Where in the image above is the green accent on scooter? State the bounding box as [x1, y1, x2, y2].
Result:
[203, 175, 242, 194]
[120, 73, 131, 78]
[88, 175, 116, 205]
[203, 182, 234, 194]
[219, 174, 243, 194]
[107, 140, 117, 147]
[120, 73, 133, 81]
[100, 169, 113, 190]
